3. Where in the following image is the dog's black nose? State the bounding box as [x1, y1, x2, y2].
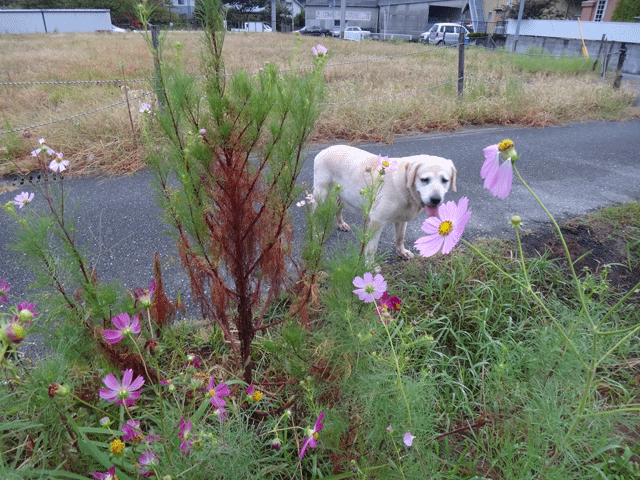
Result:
[429, 196, 441, 206]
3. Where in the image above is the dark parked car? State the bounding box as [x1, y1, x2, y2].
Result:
[296, 25, 331, 37]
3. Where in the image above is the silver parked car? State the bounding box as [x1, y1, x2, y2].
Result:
[420, 23, 469, 45]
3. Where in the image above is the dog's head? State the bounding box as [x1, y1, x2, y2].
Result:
[406, 156, 457, 215]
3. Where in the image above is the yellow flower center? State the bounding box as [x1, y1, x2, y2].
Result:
[438, 220, 453, 236]
[382, 160, 389, 168]
[55, 157, 63, 163]
[313, 432, 319, 440]
[252, 391, 263, 402]
[209, 389, 216, 397]
[110, 439, 125, 455]
[12, 324, 25, 339]
[498, 139, 514, 151]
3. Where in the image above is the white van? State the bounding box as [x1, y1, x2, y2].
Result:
[420, 23, 469, 45]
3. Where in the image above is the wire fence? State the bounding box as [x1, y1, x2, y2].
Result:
[0, 39, 626, 137]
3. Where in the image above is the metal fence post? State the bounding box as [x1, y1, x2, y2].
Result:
[458, 27, 465, 98]
[613, 43, 627, 90]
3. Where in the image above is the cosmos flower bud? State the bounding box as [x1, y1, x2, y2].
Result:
[272, 438, 282, 451]
[511, 215, 522, 227]
[17, 308, 34, 324]
[3, 322, 25, 344]
[498, 139, 518, 162]
[48, 382, 71, 398]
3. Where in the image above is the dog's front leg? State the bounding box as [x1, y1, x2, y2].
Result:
[394, 221, 414, 260]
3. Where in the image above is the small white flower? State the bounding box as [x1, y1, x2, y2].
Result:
[296, 200, 306, 207]
[49, 152, 69, 172]
[13, 192, 34, 209]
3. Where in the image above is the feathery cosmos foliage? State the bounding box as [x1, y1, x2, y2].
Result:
[147, 0, 326, 383]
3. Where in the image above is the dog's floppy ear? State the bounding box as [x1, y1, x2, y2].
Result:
[406, 161, 421, 190]
[449, 162, 457, 192]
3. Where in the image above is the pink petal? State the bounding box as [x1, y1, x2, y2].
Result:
[420, 217, 441, 235]
[129, 374, 145, 392]
[112, 313, 130, 329]
[415, 233, 444, 258]
[216, 382, 230, 397]
[130, 315, 141, 334]
[352, 276, 366, 288]
[121, 369, 134, 388]
[481, 145, 499, 180]
[99, 388, 118, 402]
[103, 330, 124, 344]
[102, 373, 120, 391]
[438, 199, 459, 221]
[299, 437, 310, 459]
[490, 159, 513, 199]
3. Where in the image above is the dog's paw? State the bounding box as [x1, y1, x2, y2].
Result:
[397, 248, 414, 260]
[337, 222, 351, 232]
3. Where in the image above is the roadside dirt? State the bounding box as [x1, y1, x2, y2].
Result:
[520, 220, 640, 296]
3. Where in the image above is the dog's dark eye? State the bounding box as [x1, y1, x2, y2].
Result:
[420, 178, 430, 184]
[441, 178, 449, 184]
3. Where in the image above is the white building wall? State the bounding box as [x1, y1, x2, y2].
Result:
[0, 9, 112, 34]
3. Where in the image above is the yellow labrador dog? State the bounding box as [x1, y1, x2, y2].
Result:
[313, 145, 457, 262]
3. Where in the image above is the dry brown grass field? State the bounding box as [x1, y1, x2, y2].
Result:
[1, 30, 638, 175]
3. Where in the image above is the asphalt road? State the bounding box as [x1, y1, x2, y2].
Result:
[1, 120, 640, 359]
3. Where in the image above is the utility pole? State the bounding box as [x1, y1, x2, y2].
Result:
[340, 0, 346, 39]
[272, 0, 276, 32]
[511, 0, 526, 52]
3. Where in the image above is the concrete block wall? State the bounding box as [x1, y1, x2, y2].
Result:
[505, 35, 640, 75]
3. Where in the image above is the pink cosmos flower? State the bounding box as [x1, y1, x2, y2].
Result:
[177, 418, 193, 455]
[99, 369, 145, 406]
[92, 466, 117, 480]
[103, 312, 141, 344]
[15, 301, 38, 325]
[299, 412, 324, 459]
[208, 377, 230, 408]
[481, 140, 517, 199]
[312, 44, 327, 57]
[377, 154, 398, 172]
[13, 192, 34, 209]
[31, 138, 55, 157]
[414, 197, 471, 257]
[214, 406, 227, 422]
[48, 152, 69, 173]
[138, 449, 159, 477]
[121, 419, 143, 442]
[139, 103, 152, 114]
[185, 354, 201, 368]
[134, 280, 155, 308]
[375, 292, 402, 324]
[403, 431, 416, 447]
[0, 279, 9, 304]
[352, 272, 387, 303]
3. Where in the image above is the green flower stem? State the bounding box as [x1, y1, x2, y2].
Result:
[380, 312, 412, 428]
[70, 394, 112, 419]
[388, 434, 409, 480]
[514, 223, 532, 291]
[582, 406, 640, 417]
[594, 323, 640, 369]
[513, 165, 595, 330]
[461, 239, 586, 369]
[596, 278, 640, 330]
